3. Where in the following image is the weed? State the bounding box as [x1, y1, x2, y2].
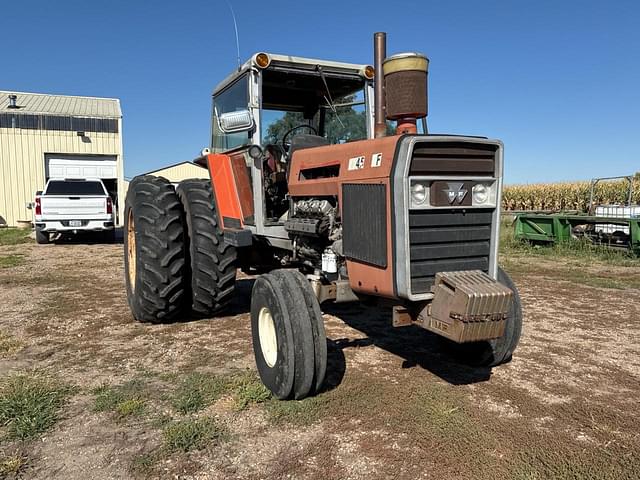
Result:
[163, 417, 227, 452]
[116, 399, 145, 418]
[0, 254, 25, 269]
[229, 370, 271, 410]
[130, 450, 161, 476]
[0, 331, 23, 357]
[93, 379, 147, 420]
[171, 373, 226, 415]
[0, 229, 31, 246]
[0, 374, 74, 440]
[0, 450, 28, 478]
[265, 395, 326, 426]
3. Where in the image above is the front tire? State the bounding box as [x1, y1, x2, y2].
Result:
[176, 179, 237, 317]
[251, 270, 326, 400]
[446, 268, 523, 367]
[124, 175, 187, 323]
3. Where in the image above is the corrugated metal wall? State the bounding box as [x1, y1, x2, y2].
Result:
[0, 127, 123, 226]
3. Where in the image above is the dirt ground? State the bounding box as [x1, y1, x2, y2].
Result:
[1, 237, 639, 479]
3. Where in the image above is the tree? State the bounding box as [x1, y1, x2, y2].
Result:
[264, 95, 367, 145]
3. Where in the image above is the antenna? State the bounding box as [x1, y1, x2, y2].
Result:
[224, 0, 241, 71]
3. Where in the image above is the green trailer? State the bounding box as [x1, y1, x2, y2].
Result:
[513, 175, 640, 255]
[514, 212, 640, 255]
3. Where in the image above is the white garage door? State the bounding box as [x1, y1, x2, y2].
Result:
[45, 155, 117, 180]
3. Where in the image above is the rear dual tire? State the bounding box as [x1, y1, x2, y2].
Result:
[251, 270, 327, 400]
[124, 176, 237, 322]
[124, 175, 187, 323]
[176, 179, 237, 317]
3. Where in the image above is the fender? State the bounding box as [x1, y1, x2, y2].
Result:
[205, 152, 254, 229]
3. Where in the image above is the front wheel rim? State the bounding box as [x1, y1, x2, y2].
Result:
[258, 307, 278, 368]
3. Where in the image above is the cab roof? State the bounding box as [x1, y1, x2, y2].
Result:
[213, 52, 372, 95]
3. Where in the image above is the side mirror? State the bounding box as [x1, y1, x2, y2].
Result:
[26, 202, 34, 210]
[218, 109, 254, 134]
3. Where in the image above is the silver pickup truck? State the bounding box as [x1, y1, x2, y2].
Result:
[34, 179, 115, 244]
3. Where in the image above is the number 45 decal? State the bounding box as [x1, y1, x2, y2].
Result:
[348, 153, 383, 170]
[348, 156, 366, 170]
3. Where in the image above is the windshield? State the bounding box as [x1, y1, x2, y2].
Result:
[262, 90, 367, 145]
[45, 180, 105, 195]
[212, 75, 250, 151]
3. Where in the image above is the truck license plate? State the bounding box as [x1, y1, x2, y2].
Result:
[69, 220, 82, 227]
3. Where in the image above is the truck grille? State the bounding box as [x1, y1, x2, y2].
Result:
[408, 209, 493, 294]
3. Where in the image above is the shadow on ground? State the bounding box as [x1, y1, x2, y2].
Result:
[48, 227, 123, 245]
[324, 302, 492, 386]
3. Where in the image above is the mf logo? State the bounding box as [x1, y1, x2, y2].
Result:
[444, 182, 467, 204]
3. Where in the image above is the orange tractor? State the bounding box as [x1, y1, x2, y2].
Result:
[124, 33, 522, 400]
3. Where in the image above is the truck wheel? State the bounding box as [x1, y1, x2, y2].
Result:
[124, 175, 187, 323]
[251, 270, 324, 400]
[176, 179, 236, 317]
[446, 268, 523, 367]
[35, 227, 49, 245]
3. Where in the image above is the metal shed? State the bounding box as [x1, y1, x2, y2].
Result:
[0, 91, 124, 226]
[127, 161, 208, 188]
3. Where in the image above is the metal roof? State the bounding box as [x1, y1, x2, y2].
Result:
[0, 91, 122, 118]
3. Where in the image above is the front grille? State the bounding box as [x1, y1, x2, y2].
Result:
[408, 209, 493, 294]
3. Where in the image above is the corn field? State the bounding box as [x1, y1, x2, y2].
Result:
[503, 177, 640, 212]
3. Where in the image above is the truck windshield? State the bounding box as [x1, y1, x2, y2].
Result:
[45, 181, 105, 195]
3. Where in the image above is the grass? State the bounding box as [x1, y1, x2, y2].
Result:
[171, 370, 270, 414]
[0, 331, 23, 357]
[511, 446, 640, 480]
[0, 228, 31, 246]
[93, 379, 147, 420]
[0, 254, 25, 269]
[0, 374, 74, 440]
[171, 373, 227, 415]
[163, 417, 227, 452]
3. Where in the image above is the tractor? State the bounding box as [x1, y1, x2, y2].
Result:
[124, 32, 522, 400]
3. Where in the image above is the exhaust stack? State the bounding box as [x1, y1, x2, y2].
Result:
[373, 32, 387, 138]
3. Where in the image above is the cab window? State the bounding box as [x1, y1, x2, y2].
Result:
[212, 75, 251, 152]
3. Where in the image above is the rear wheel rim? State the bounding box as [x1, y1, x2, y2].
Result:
[258, 307, 278, 368]
[127, 209, 136, 293]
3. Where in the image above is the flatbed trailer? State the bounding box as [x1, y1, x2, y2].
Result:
[514, 212, 640, 255]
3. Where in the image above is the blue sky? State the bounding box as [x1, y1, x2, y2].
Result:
[3, 0, 639, 184]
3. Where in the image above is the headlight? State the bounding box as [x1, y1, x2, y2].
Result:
[472, 182, 496, 206]
[410, 181, 428, 206]
[472, 183, 489, 204]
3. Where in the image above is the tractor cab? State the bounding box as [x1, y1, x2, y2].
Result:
[207, 53, 375, 226]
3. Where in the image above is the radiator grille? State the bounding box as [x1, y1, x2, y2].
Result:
[408, 209, 492, 294]
[410, 141, 497, 176]
[342, 183, 387, 267]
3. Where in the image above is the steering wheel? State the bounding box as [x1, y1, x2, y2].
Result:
[281, 124, 318, 150]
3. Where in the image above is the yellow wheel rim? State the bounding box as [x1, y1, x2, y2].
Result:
[127, 209, 136, 293]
